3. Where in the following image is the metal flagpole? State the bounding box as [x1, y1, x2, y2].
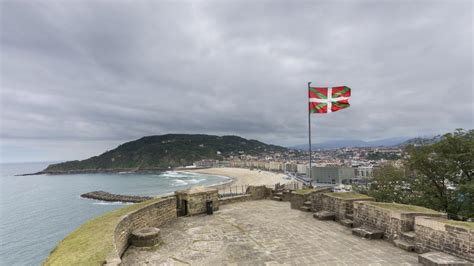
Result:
[307, 82, 312, 187]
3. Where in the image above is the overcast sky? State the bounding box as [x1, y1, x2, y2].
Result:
[1, 0, 473, 163]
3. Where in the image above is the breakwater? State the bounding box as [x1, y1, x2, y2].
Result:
[81, 191, 153, 203]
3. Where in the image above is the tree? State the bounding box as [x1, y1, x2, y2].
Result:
[360, 164, 413, 203]
[405, 129, 474, 217]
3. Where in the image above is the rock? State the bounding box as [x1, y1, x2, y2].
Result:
[273, 196, 282, 201]
[80, 191, 152, 203]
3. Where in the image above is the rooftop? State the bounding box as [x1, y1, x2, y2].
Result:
[121, 200, 418, 265]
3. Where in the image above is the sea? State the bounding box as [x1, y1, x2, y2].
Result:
[0, 162, 230, 265]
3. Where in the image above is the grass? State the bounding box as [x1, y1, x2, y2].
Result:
[367, 202, 440, 214]
[325, 192, 373, 200]
[44, 198, 162, 266]
[442, 220, 474, 230]
[292, 188, 316, 195]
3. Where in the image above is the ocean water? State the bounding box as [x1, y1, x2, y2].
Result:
[0, 162, 230, 265]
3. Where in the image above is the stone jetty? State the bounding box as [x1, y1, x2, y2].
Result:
[80, 191, 153, 203]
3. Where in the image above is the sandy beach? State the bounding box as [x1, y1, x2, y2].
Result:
[184, 167, 293, 192]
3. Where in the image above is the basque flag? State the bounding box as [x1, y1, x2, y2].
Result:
[309, 86, 351, 113]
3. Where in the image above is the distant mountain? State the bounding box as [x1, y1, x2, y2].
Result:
[42, 134, 287, 173]
[290, 137, 411, 150]
[399, 135, 442, 146]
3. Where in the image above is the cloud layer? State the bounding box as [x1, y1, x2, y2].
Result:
[1, 0, 472, 162]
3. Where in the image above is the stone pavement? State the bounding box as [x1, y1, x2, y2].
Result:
[122, 200, 419, 265]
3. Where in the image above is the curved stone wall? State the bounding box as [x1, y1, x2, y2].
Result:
[106, 196, 177, 265]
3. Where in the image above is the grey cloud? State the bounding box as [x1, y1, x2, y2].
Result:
[0, 0, 472, 161]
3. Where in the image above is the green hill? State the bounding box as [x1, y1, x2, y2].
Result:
[42, 134, 287, 173]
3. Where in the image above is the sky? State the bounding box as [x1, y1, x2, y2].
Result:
[0, 0, 473, 163]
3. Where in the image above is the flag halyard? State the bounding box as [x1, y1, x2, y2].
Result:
[309, 86, 351, 114]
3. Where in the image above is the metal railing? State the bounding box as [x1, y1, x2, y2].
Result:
[218, 184, 249, 198]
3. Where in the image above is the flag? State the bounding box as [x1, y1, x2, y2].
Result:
[309, 86, 351, 113]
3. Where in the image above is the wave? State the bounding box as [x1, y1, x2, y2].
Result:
[187, 178, 205, 184]
[171, 179, 188, 186]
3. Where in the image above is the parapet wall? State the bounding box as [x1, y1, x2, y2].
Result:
[353, 201, 445, 240]
[107, 197, 177, 265]
[319, 194, 374, 221]
[415, 217, 473, 261]
[219, 194, 252, 205]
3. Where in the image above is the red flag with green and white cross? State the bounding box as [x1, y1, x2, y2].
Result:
[308, 86, 351, 113]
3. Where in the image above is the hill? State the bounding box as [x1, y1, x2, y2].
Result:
[42, 134, 287, 173]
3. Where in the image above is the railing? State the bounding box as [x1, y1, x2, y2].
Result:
[286, 181, 301, 190]
[218, 184, 249, 198]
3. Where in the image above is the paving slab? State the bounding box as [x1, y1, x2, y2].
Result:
[122, 200, 419, 265]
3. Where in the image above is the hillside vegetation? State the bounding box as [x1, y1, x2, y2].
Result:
[43, 134, 287, 172]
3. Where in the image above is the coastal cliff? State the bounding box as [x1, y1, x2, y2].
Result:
[40, 134, 287, 174]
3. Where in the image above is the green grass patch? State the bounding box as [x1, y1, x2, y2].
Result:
[292, 188, 316, 195]
[325, 192, 373, 200]
[367, 202, 440, 214]
[44, 198, 162, 266]
[442, 220, 474, 230]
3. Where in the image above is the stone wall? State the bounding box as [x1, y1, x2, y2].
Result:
[246, 185, 270, 200]
[281, 190, 292, 201]
[319, 194, 374, 221]
[310, 188, 335, 211]
[219, 194, 252, 205]
[414, 217, 473, 262]
[353, 202, 445, 240]
[107, 196, 177, 265]
[290, 192, 308, 210]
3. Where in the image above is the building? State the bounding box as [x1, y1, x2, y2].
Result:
[355, 166, 373, 178]
[297, 164, 308, 175]
[308, 166, 355, 184]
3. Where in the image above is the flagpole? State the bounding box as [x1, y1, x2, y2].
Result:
[307, 82, 312, 187]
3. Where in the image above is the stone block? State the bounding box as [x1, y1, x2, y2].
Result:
[313, 211, 335, 221]
[418, 251, 473, 266]
[339, 219, 354, 228]
[130, 227, 161, 247]
[273, 196, 282, 201]
[352, 226, 384, 239]
[300, 206, 311, 212]
[394, 239, 415, 252]
[401, 231, 416, 242]
[303, 201, 312, 206]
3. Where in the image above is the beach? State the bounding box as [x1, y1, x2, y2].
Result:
[184, 167, 293, 191]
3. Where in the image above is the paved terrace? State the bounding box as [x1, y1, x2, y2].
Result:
[122, 200, 419, 265]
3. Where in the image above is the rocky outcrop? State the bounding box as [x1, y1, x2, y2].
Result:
[81, 191, 153, 203]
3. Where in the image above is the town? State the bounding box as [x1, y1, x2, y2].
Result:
[192, 145, 404, 187]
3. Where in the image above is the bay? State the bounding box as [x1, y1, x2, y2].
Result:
[0, 162, 229, 265]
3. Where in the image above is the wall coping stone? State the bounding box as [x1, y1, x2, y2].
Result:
[415, 216, 473, 232]
[355, 201, 444, 218]
[323, 192, 374, 201]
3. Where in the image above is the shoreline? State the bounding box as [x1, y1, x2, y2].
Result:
[182, 167, 292, 191]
